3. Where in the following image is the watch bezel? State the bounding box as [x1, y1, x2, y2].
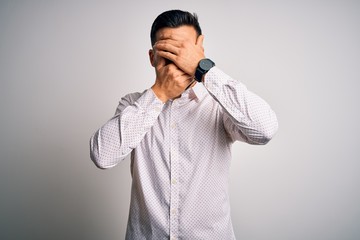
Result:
[195, 58, 215, 82]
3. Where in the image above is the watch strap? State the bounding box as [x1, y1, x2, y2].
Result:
[195, 67, 206, 82]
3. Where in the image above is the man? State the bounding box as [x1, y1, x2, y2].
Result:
[90, 9, 278, 240]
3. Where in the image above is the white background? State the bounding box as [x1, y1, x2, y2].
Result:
[1, 0, 359, 239]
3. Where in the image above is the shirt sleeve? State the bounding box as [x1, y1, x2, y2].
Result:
[90, 89, 164, 169]
[203, 67, 278, 145]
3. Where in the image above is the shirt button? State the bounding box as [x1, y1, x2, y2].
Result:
[171, 209, 177, 215]
[171, 179, 177, 185]
[171, 123, 177, 129]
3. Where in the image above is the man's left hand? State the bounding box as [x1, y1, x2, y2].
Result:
[153, 35, 205, 76]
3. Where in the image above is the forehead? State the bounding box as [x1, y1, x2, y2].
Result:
[155, 25, 198, 42]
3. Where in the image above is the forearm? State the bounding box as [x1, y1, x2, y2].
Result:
[90, 89, 164, 168]
[204, 67, 278, 144]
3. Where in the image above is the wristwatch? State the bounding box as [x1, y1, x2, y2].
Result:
[195, 58, 215, 82]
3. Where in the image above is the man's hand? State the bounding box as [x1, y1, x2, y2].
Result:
[153, 34, 205, 76]
[151, 55, 193, 103]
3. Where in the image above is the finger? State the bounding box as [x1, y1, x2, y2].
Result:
[167, 63, 183, 73]
[157, 32, 188, 42]
[166, 64, 188, 79]
[154, 39, 182, 48]
[182, 75, 194, 90]
[154, 41, 180, 55]
[196, 35, 204, 47]
[185, 78, 196, 90]
[157, 50, 176, 64]
[179, 72, 193, 82]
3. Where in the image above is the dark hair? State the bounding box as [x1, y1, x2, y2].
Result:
[150, 10, 202, 46]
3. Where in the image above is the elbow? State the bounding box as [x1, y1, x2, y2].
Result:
[90, 151, 114, 170]
[258, 117, 279, 145]
[89, 135, 117, 170]
[257, 131, 275, 145]
[248, 117, 279, 145]
[247, 134, 272, 145]
[90, 148, 120, 170]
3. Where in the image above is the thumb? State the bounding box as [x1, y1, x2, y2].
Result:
[196, 35, 204, 46]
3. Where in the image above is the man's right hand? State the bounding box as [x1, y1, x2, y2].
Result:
[151, 55, 193, 103]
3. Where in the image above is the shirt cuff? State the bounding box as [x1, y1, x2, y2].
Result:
[203, 66, 236, 91]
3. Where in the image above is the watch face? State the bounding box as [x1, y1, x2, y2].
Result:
[200, 59, 214, 71]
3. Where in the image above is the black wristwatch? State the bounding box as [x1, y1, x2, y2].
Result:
[195, 58, 215, 82]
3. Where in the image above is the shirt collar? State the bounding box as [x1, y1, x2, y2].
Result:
[179, 82, 207, 103]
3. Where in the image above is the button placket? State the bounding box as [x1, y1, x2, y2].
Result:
[169, 100, 180, 239]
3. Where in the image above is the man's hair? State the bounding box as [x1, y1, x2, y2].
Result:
[150, 10, 202, 46]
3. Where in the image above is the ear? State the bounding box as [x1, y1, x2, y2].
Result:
[196, 35, 205, 47]
[149, 49, 155, 67]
